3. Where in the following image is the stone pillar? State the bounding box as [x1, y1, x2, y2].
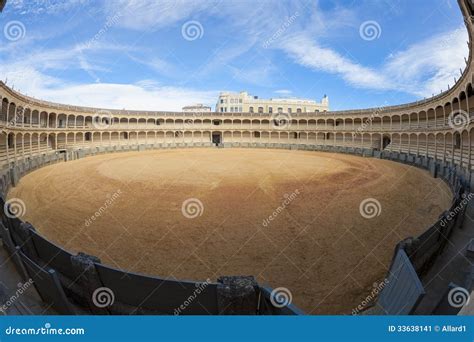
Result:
[9, 165, 19, 186]
[217, 276, 259, 315]
[70, 252, 108, 314]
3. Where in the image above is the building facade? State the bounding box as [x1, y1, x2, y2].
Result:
[182, 104, 211, 112]
[215, 91, 329, 114]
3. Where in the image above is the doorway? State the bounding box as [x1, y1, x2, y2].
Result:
[382, 136, 391, 149]
[212, 133, 221, 146]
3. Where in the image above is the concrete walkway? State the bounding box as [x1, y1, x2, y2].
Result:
[0, 241, 55, 315]
[414, 198, 474, 314]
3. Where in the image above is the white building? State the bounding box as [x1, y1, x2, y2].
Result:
[182, 104, 212, 112]
[215, 91, 329, 114]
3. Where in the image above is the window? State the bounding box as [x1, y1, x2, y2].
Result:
[269, 107, 273, 114]
[239, 99, 242, 103]
[296, 108, 302, 113]
[288, 108, 292, 113]
[220, 99, 224, 104]
[230, 99, 234, 104]
[254, 131, 260, 138]
[249, 106, 254, 113]
[220, 108, 224, 112]
[278, 107, 283, 113]
[258, 107, 263, 113]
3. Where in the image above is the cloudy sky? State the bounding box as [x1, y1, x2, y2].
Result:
[0, 0, 468, 111]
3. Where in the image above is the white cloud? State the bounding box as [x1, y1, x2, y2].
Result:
[278, 25, 468, 97]
[281, 33, 389, 90]
[5, 0, 90, 15]
[5, 74, 217, 112]
[36, 82, 218, 111]
[104, 0, 218, 31]
[127, 54, 183, 79]
[275, 89, 293, 95]
[227, 60, 277, 87]
[0, 61, 218, 111]
[384, 27, 468, 96]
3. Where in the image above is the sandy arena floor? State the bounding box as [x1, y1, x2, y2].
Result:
[8, 148, 452, 314]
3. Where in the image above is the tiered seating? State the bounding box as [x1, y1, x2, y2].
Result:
[384, 141, 473, 170]
[0, 141, 56, 169]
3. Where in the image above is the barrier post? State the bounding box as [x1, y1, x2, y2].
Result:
[217, 276, 259, 315]
[70, 252, 107, 315]
[9, 165, 19, 186]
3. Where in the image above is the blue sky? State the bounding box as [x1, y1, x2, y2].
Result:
[0, 0, 468, 111]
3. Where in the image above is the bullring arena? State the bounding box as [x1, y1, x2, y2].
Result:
[7, 149, 452, 314]
[0, 0, 474, 316]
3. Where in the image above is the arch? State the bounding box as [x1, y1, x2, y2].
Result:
[1, 97, 8, 122]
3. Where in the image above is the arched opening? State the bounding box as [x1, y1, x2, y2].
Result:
[454, 131, 461, 149]
[212, 132, 222, 145]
